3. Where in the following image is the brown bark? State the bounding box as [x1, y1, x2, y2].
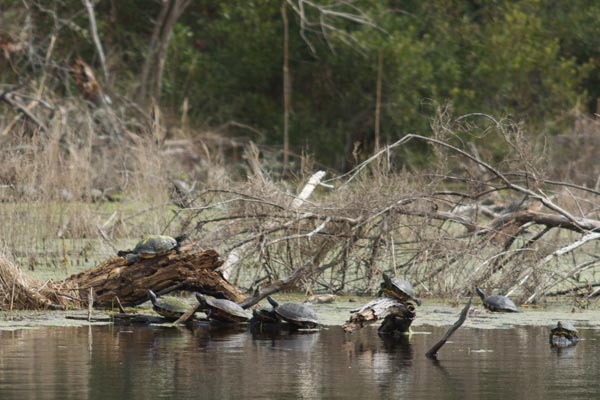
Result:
[47, 243, 244, 308]
[70, 57, 106, 107]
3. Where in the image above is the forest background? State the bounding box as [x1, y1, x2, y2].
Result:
[2, 0, 600, 306]
[3, 1, 600, 169]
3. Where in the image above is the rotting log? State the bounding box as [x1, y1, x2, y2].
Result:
[46, 243, 245, 309]
[342, 297, 416, 333]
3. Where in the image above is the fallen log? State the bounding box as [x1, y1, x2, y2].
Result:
[342, 297, 416, 333]
[45, 243, 245, 309]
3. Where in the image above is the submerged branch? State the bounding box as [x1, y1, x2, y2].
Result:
[426, 296, 472, 359]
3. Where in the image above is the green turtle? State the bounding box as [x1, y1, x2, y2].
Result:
[475, 287, 519, 312]
[118, 234, 187, 265]
[196, 293, 249, 323]
[549, 321, 579, 348]
[146, 289, 190, 321]
[379, 273, 422, 306]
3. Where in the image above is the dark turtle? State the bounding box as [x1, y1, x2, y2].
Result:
[196, 293, 249, 323]
[118, 234, 187, 265]
[549, 321, 579, 348]
[249, 308, 281, 333]
[147, 289, 189, 321]
[379, 273, 422, 306]
[267, 296, 319, 329]
[251, 308, 280, 324]
[475, 287, 519, 312]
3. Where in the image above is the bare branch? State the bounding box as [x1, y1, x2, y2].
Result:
[82, 0, 109, 82]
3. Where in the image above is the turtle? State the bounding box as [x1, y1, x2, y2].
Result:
[196, 293, 249, 323]
[549, 321, 579, 348]
[118, 234, 188, 265]
[250, 308, 280, 324]
[378, 273, 422, 306]
[147, 289, 190, 321]
[249, 307, 281, 331]
[267, 296, 319, 329]
[475, 287, 519, 312]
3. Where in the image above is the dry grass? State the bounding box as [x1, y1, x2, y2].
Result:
[2, 91, 600, 309]
[0, 251, 50, 310]
[0, 95, 243, 283]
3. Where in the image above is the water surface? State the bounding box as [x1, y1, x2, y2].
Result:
[0, 321, 598, 400]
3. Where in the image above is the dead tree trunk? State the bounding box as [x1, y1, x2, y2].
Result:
[342, 297, 416, 333]
[46, 243, 244, 309]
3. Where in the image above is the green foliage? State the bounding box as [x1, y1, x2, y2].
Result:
[0, 0, 597, 170]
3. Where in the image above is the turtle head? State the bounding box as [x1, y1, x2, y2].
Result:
[174, 233, 189, 244]
[475, 287, 486, 301]
[267, 295, 279, 308]
[173, 234, 189, 254]
[125, 253, 139, 265]
[382, 272, 393, 287]
[195, 293, 208, 307]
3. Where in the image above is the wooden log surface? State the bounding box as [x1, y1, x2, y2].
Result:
[45, 243, 245, 308]
[342, 297, 416, 333]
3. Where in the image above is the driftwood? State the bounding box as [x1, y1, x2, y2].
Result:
[425, 296, 472, 360]
[45, 243, 244, 309]
[70, 57, 107, 107]
[342, 297, 416, 333]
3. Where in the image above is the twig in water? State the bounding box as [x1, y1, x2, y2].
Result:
[173, 303, 201, 325]
[426, 296, 472, 360]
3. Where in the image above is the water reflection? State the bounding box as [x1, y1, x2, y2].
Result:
[0, 325, 599, 399]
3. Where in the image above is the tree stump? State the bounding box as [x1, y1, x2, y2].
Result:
[342, 297, 416, 333]
[45, 243, 245, 309]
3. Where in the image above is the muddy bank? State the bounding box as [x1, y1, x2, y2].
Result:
[2, 295, 599, 331]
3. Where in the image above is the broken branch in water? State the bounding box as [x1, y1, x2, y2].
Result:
[426, 296, 472, 360]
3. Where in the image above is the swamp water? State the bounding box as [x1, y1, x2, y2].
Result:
[1, 304, 600, 400]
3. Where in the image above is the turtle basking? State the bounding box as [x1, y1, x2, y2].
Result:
[250, 307, 280, 324]
[378, 273, 422, 306]
[118, 234, 187, 265]
[475, 287, 519, 312]
[549, 321, 579, 348]
[147, 289, 190, 321]
[267, 296, 319, 329]
[196, 293, 249, 323]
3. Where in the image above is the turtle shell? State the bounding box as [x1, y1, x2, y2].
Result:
[380, 273, 422, 306]
[133, 235, 179, 257]
[196, 293, 249, 323]
[549, 321, 579, 348]
[147, 289, 189, 321]
[551, 321, 577, 336]
[267, 296, 319, 328]
[119, 234, 187, 265]
[476, 288, 519, 312]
